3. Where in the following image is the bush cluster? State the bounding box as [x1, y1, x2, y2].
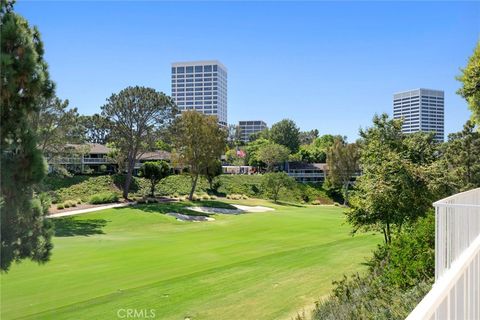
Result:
[89, 192, 119, 204]
[309, 214, 435, 320]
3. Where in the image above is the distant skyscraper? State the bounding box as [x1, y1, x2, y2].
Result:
[393, 88, 444, 142]
[171, 60, 227, 127]
[238, 120, 267, 143]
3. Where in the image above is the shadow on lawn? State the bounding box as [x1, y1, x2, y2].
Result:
[125, 202, 211, 217]
[52, 217, 108, 237]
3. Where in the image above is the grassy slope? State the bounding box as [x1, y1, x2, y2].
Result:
[1, 200, 379, 320]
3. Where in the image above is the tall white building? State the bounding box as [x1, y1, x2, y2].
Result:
[393, 88, 444, 142]
[171, 60, 227, 127]
[238, 120, 267, 143]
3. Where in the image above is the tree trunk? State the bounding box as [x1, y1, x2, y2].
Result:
[386, 221, 391, 244]
[189, 174, 199, 200]
[150, 180, 155, 197]
[343, 181, 349, 206]
[123, 155, 135, 200]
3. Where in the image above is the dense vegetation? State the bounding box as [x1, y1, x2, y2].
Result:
[41, 173, 334, 206]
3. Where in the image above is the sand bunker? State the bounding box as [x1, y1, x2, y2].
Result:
[187, 204, 274, 215]
[167, 212, 215, 222]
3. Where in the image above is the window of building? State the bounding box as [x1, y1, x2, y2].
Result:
[186, 66, 194, 73]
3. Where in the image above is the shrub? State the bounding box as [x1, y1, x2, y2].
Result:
[89, 192, 119, 204]
[56, 203, 65, 210]
[38, 193, 52, 214]
[201, 194, 210, 200]
[63, 202, 71, 208]
[76, 199, 82, 204]
[311, 199, 322, 205]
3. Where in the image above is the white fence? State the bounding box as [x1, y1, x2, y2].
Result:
[407, 188, 480, 320]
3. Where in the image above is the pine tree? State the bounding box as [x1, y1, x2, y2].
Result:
[1, 1, 54, 271]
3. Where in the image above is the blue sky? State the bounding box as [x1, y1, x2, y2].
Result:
[17, 1, 479, 141]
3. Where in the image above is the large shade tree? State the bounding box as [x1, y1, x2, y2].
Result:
[457, 41, 480, 126]
[170, 111, 227, 200]
[269, 119, 301, 153]
[1, 2, 54, 271]
[256, 142, 290, 172]
[326, 139, 360, 205]
[347, 114, 433, 244]
[101, 86, 176, 199]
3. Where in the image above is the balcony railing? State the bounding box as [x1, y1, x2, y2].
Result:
[407, 188, 480, 320]
[51, 157, 113, 164]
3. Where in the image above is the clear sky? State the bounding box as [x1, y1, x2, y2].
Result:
[17, 1, 479, 141]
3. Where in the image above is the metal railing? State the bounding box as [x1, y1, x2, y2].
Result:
[51, 157, 112, 164]
[407, 188, 480, 320]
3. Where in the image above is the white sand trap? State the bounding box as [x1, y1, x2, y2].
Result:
[187, 204, 274, 215]
[167, 212, 215, 222]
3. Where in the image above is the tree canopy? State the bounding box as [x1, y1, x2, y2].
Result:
[1, 2, 54, 271]
[139, 161, 170, 197]
[256, 143, 290, 172]
[170, 111, 227, 200]
[457, 41, 480, 126]
[101, 86, 176, 198]
[269, 119, 301, 153]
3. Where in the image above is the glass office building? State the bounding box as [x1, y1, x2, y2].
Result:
[393, 88, 444, 142]
[238, 120, 267, 143]
[171, 60, 227, 127]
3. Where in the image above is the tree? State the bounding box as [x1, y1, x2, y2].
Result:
[256, 143, 290, 172]
[227, 124, 242, 147]
[225, 148, 246, 166]
[326, 140, 360, 205]
[32, 96, 83, 164]
[299, 129, 319, 145]
[249, 128, 270, 142]
[101, 86, 176, 199]
[79, 114, 111, 144]
[261, 172, 295, 203]
[170, 111, 226, 200]
[245, 138, 270, 167]
[139, 161, 170, 197]
[1, 2, 55, 271]
[269, 119, 301, 153]
[347, 114, 432, 244]
[457, 41, 480, 126]
[203, 159, 223, 190]
[443, 120, 480, 190]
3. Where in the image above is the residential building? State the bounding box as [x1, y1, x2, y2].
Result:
[284, 162, 327, 183]
[393, 88, 444, 142]
[171, 60, 228, 127]
[49, 144, 170, 174]
[238, 120, 267, 143]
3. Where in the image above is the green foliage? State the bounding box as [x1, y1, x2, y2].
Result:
[245, 138, 270, 167]
[457, 41, 480, 126]
[101, 86, 177, 198]
[261, 172, 295, 202]
[443, 120, 480, 190]
[256, 142, 290, 171]
[139, 161, 170, 196]
[348, 114, 433, 244]
[312, 214, 435, 320]
[88, 192, 119, 204]
[269, 119, 301, 153]
[79, 113, 111, 144]
[1, 3, 54, 271]
[326, 139, 359, 205]
[38, 193, 52, 214]
[203, 159, 223, 190]
[170, 111, 227, 200]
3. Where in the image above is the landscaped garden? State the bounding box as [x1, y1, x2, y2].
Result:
[1, 198, 379, 320]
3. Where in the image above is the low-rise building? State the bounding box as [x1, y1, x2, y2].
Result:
[49, 143, 170, 174]
[284, 162, 327, 183]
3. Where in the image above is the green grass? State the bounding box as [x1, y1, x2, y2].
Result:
[1, 199, 379, 320]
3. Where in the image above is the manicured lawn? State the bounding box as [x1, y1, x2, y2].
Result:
[1, 199, 379, 320]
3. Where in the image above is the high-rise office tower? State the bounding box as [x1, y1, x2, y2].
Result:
[171, 60, 227, 127]
[238, 120, 267, 143]
[393, 88, 444, 142]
